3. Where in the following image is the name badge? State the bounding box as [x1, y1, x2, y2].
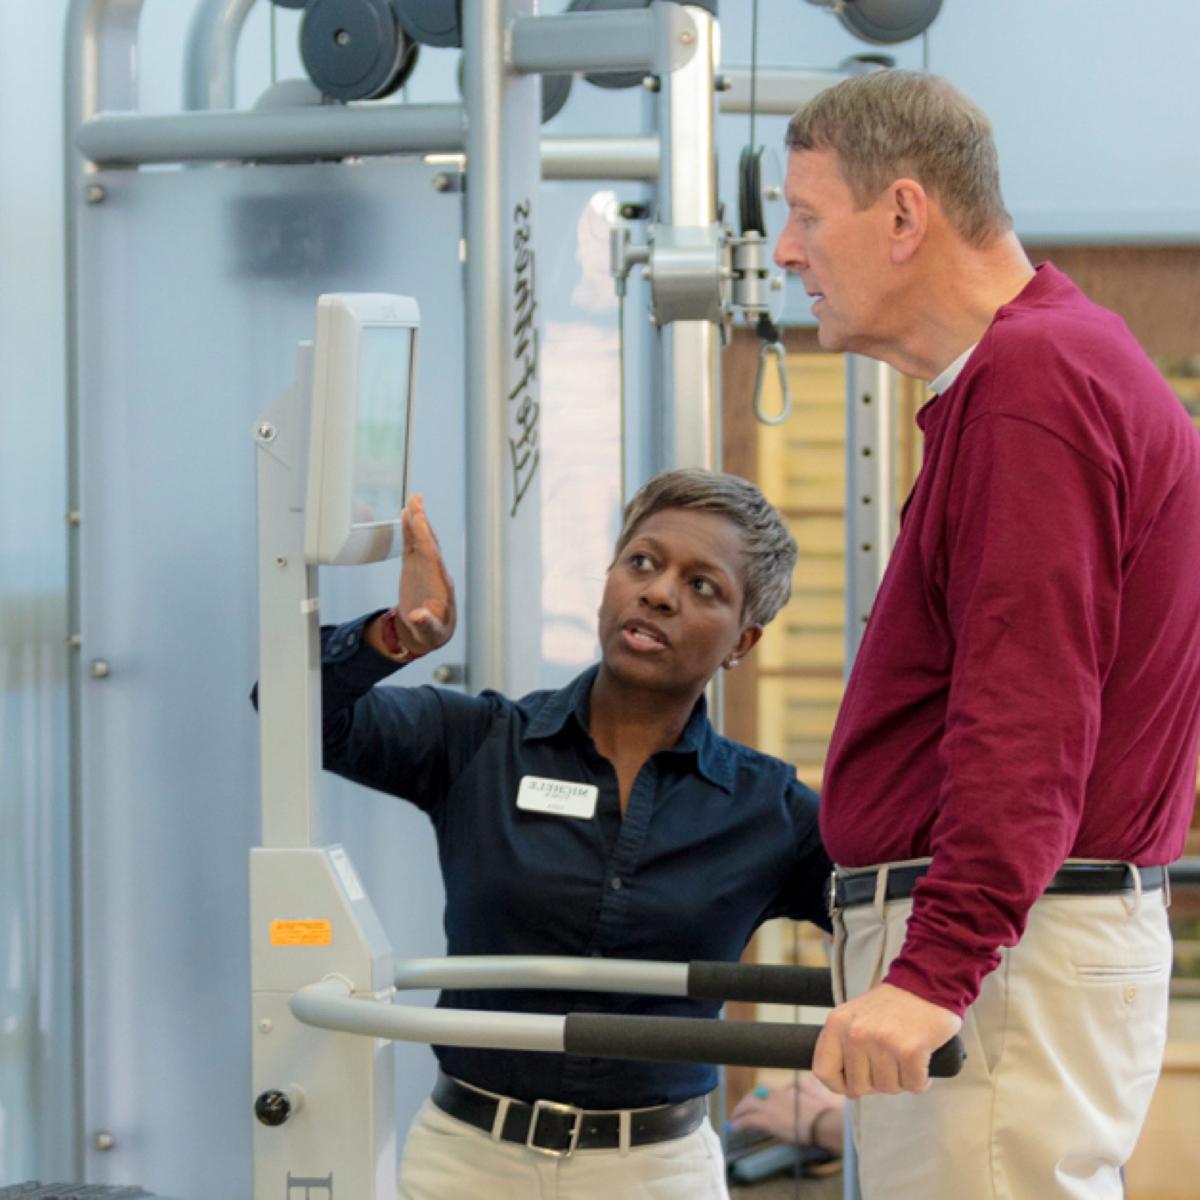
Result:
[516, 775, 598, 820]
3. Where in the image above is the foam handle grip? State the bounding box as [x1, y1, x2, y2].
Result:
[928, 1035, 966, 1078]
[687, 962, 835, 1006]
[564, 1014, 822, 1068]
[564, 1013, 967, 1077]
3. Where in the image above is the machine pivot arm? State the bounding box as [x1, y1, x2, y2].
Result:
[395, 954, 836, 1006]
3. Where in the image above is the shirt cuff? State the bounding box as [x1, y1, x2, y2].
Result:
[321, 611, 413, 688]
[882, 931, 992, 1017]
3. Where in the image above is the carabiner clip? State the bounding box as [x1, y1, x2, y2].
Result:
[753, 339, 792, 426]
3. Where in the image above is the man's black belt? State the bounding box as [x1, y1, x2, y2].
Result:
[431, 1072, 707, 1157]
[833, 862, 1165, 911]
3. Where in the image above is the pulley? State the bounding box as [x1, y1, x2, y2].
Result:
[298, 0, 419, 101]
[803, 0, 943, 45]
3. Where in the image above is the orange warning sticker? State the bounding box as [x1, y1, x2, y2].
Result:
[270, 919, 332, 947]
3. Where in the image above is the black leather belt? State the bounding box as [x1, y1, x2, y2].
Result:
[833, 862, 1165, 911]
[431, 1072, 707, 1158]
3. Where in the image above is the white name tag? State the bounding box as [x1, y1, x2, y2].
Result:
[516, 775, 598, 820]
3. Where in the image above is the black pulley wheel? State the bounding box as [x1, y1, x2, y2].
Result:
[835, 0, 942, 45]
[394, 0, 463, 48]
[301, 0, 415, 101]
[739, 145, 765, 236]
[738, 144, 785, 240]
[541, 73, 574, 123]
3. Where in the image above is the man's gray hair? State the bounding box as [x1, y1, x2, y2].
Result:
[613, 468, 797, 627]
[786, 70, 1011, 247]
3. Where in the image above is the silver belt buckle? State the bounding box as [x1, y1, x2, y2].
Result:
[526, 1098, 584, 1158]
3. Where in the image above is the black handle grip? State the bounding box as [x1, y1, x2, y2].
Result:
[928, 1035, 966, 1078]
[687, 962, 835, 1006]
[564, 1012, 966, 1078]
[565, 1013, 820, 1068]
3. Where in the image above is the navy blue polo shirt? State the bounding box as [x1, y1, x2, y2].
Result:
[322, 613, 832, 1108]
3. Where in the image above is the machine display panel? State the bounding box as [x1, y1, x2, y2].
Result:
[350, 323, 413, 533]
[304, 293, 419, 566]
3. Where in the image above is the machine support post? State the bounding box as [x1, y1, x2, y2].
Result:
[253, 346, 321, 849]
[843, 355, 897, 664]
[654, 4, 720, 475]
[462, 0, 543, 696]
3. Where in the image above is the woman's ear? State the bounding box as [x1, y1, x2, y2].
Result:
[725, 624, 763, 668]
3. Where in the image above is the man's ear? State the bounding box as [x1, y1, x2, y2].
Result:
[888, 178, 928, 265]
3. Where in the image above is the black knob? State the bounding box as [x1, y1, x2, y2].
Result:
[255, 1088, 292, 1126]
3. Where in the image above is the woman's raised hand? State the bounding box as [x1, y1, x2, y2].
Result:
[389, 494, 457, 657]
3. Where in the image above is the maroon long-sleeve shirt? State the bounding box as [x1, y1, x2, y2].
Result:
[821, 264, 1200, 1015]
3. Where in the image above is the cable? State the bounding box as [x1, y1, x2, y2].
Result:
[749, 0, 760, 153]
[617, 289, 626, 508]
[792, 919, 802, 1199]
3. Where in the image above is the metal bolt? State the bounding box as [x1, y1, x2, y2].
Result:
[770, 275, 784, 291]
[94, 1132, 115, 1152]
[432, 172, 451, 193]
[862, 393, 873, 405]
[67, 510, 82, 526]
[861, 543, 872, 553]
[432, 665, 453, 684]
[334, 28, 351, 46]
[90, 659, 111, 679]
[67, 634, 82, 650]
[766, 185, 782, 201]
[714, 74, 732, 92]
[641, 266, 652, 281]
[274, 556, 287, 569]
[641, 75, 661, 93]
[84, 184, 106, 205]
[679, 30, 695, 45]
[862, 496, 873, 505]
[259, 1018, 274, 1034]
[256, 422, 276, 443]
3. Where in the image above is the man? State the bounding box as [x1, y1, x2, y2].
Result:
[773, 70, 1200, 1198]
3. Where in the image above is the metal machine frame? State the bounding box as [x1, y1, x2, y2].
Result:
[60, 4, 919, 1196]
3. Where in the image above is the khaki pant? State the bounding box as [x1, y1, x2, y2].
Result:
[398, 1097, 730, 1200]
[832, 863, 1172, 1200]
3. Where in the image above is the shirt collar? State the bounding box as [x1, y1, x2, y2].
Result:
[523, 665, 736, 794]
[929, 342, 978, 395]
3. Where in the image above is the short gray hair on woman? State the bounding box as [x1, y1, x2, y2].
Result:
[613, 468, 797, 628]
[786, 69, 1011, 247]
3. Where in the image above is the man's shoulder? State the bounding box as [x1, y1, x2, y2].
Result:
[986, 263, 1151, 382]
[966, 267, 1175, 438]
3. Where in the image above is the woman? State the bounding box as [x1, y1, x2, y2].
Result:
[320, 468, 832, 1199]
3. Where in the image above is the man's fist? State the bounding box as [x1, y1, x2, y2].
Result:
[813, 982, 962, 1098]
